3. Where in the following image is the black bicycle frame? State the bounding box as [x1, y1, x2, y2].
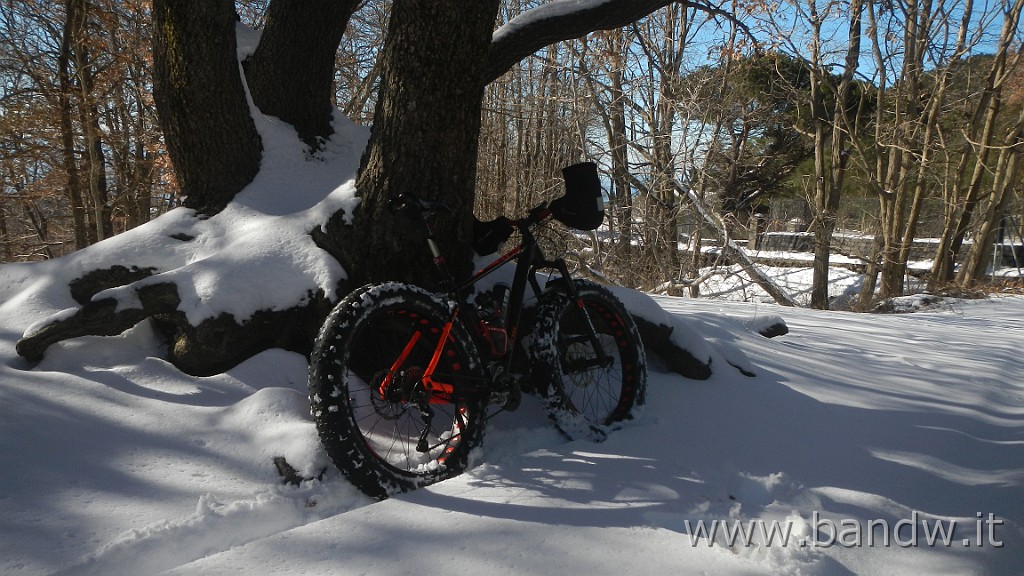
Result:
[418, 207, 610, 384]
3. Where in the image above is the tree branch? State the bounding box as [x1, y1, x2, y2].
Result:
[485, 0, 751, 84]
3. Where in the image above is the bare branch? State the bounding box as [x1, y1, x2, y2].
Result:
[485, 0, 751, 84]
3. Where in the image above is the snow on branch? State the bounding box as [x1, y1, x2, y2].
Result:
[486, 0, 754, 84]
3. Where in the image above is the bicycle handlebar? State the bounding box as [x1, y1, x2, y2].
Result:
[511, 204, 552, 229]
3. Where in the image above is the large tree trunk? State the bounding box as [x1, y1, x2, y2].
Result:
[319, 0, 501, 288]
[244, 0, 360, 147]
[151, 0, 262, 214]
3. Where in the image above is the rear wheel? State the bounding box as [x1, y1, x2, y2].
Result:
[309, 283, 486, 499]
[530, 280, 647, 441]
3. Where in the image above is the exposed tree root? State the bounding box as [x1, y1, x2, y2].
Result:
[632, 315, 712, 380]
[16, 266, 342, 376]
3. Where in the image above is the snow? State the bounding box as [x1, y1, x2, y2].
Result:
[17, 104, 366, 335]
[3, 280, 1022, 575]
[2, 54, 1023, 575]
[492, 0, 616, 43]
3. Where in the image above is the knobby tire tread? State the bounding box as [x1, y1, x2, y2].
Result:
[308, 282, 486, 499]
[530, 280, 647, 441]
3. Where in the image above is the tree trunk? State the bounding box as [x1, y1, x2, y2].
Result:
[855, 1, 889, 309]
[78, 86, 113, 242]
[655, 7, 685, 280]
[64, 0, 115, 243]
[151, 0, 262, 214]
[605, 31, 633, 256]
[58, 0, 89, 250]
[929, 151, 966, 286]
[959, 153, 1011, 284]
[808, 0, 861, 310]
[0, 205, 9, 261]
[959, 105, 1024, 284]
[244, 0, 359, 147]
[931, 0, 1023, 287]
[876, 0, 927, 299]
[320, 0, 501, 288]
[944, 89, 1003, 286]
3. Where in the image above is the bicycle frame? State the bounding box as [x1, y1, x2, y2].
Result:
[398, 198, 610, 406]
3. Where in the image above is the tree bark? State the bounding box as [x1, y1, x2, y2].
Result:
[151, 0, 262, 214]
[855, 1, 889, 309]
[244, 0, 359, 147]
[601, 29, 633, 255]
[320, 0, 501, 288]
[0, 205, 9, 261]
[877, 0, 928, 299]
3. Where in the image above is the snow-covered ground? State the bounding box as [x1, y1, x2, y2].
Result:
[3, 275, 1022, 575]
[2, 43, 1022, 572]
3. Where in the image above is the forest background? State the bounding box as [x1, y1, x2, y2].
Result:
[1, 0, 1022, 312]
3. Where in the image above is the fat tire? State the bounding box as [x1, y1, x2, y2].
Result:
[309, 282, 486, 499]
[530, 280, 647, 441]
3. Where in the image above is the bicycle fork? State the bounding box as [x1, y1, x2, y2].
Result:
[553, 260, 613, 371]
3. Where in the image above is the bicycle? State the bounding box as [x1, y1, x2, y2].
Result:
[307, 162, 647, 500]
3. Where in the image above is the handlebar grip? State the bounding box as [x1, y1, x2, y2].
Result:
[528, 204, 551, 224]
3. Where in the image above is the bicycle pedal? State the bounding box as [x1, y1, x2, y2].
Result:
[488, 371, 522, 412]
[487, 386, 521, 411]
[488, 390, 509, 406]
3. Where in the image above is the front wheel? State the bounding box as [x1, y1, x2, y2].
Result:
[530, 280, 647, 441]
[309, 283, 486, 499]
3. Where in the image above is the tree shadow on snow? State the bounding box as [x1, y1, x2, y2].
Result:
[404, 328, 1024, 575]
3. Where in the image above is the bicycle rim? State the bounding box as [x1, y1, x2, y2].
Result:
[554, 297, 639, 424]
[346, 307, 475, 473]
[310, 283, 485, 497]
